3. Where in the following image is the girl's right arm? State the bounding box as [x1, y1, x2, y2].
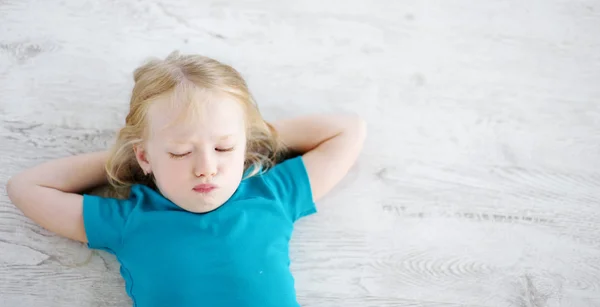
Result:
[271, 114, 367, 202]
[6, 151, 110, 243]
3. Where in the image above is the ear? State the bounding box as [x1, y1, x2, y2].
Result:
[133, 143, 152, 175]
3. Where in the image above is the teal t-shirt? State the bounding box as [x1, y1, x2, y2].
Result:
[82, 156, 316, 307]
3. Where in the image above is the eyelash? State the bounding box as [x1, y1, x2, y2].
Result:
[168, 152, 189, 159]
[168, 148, 234, 159]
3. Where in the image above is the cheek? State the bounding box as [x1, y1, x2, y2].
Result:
[155, 158, 187, 178]
[221, 151, 246, 175]
[234, 149, 247, 166]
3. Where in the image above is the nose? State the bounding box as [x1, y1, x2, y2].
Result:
[193, 151, 217, 178]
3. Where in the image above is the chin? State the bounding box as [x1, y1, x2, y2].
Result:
[187, 201, 224, 214]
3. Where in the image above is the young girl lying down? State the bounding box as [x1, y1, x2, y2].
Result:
[7, 51, 367, 307]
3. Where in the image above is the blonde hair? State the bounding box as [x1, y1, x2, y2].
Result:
[104, 51, 288, 198]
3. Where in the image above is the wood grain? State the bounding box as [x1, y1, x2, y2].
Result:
[1, 0, 600, 306]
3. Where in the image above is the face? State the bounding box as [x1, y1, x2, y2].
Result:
[134, 93, 247, 213]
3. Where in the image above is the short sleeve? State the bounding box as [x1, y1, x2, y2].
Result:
[260, 156, 317, 222]
[82, 194, 136, 253]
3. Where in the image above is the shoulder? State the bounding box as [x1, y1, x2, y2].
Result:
[82, 184, 170, 251]
[240, 156, 316, 221]
[242, 156, 311, 196]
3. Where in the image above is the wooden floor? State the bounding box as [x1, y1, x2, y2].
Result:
[1, 0, 600, 306]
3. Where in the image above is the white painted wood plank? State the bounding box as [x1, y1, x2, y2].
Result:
[1, 0, 599, 306]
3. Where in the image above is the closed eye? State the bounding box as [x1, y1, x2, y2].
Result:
[169, 152, 190, 159]
[216, 147, 234, 152]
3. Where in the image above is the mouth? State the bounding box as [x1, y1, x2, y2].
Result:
[193, 184, 217, 193]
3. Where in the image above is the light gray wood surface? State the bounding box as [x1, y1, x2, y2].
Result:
[1, 0, 599, 306]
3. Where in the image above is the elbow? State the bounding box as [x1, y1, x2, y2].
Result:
[335, 115, 367, 154]
[6, 176, 18, 209]
[6, 175, 20, 205]
[6, 176, 16, 200]
[6, 175, 27, 211]
[356, 116, 367, 141]
[348, 115, 367, 146]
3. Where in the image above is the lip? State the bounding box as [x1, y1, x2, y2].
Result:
[193, 184, 217, 193]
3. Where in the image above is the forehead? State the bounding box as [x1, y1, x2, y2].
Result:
[146, 89, 246, 141]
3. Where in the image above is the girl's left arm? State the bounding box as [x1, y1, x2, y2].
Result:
[270, 114, 367, 201]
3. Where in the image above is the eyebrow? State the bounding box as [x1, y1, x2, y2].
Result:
[167, 134, 235, 144]
[217, 134, 234, 141]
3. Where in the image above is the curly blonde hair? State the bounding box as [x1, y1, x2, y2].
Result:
[104, 51, 288, 198]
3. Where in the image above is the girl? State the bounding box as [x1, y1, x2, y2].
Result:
[6, 51, 366, 307]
